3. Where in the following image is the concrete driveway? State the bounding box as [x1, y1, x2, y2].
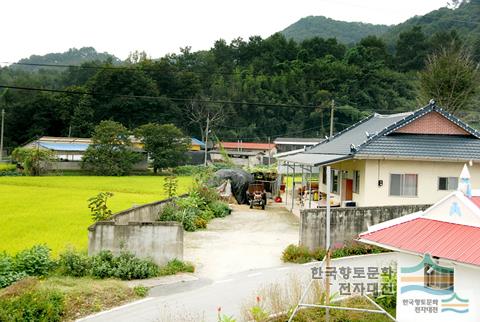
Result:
[183, 202, 300, 279]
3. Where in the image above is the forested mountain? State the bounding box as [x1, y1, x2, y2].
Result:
[383, 0, 480, 47]
[13, 47, 120, 71]
[0, 1, 479, 152]
[281, 16, 390, 44]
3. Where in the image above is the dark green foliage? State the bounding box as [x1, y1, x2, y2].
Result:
[58, 248, 91, 277]
[395, 26, 429, 72]
[281, 16, 390, 44]
[15, 245, 54, 276]
[111, 252, 159, 280]
[89, 250, 116, 279]
[136, 123, 190, 173]
[0, 253, 27, 288]
[158, 259, 195, 276]
[82, 120, 142, 176]
[89, 250, 159, 280]
[0, 288, 65, 322]
[208, 201, 231, 218]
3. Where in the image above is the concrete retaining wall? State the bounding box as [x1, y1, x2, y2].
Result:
[300, 204, 430, 250]
[88, 195, 187, 265]
[111, 196, 183, 224]
[88, 221, 183, 266]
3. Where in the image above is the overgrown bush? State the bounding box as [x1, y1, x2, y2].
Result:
[58, 248, 91, 277]
[282, 242, 390, 263]
[158, 259, 195, 276]
[15, 245, 54, 276]
[0, 253, 26, 288]
[89, 250, 116, 279]
[208, 201, 231, 218]
[282, 244, 314, 264]
[0, 288, 65, 322]
[112, 252, 159, 280]
[157, 188, 231, 231]
[172, 165, 205, 176]
[0, 164, 20, 177]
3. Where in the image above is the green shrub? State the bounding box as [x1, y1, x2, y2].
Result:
[281, 244, 313, 264]
[158, 259, 194, 276]
[0, 288, 65, 322]
[112, 252, 158, 280]
[58, 248, 91, 277]
[89, 250, 159, 280]
[133, 285, 149, 297]
[172, 165, 205, 176]
[15, 245, 54, 276]
[0, 253, 26, 288]
[90, 250, 116, 279]
[208, 201, 230, 218]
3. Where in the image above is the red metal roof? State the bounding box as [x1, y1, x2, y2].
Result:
[218, 142, 275, 150]
[359, 218, 480, 267]
[470, 196, 480, 209]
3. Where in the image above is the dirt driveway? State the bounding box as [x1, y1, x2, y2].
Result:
[183, 202, 299, 279]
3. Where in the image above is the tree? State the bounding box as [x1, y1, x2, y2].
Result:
[82, 120, 141, 176]
[11, 147, 54, 176]
[395, 26, 429, 72]
[419, 46, 479, 113]
[136, 123, 190, 173]
[88, 192, 114, 222]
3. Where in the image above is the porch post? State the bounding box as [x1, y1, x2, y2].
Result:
[285, 162, 288, 206]
[326, 165, 331, 250]
[308, 166, 312, 208]
[291, 164, 296, 211]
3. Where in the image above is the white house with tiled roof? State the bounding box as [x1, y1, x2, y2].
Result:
[359, 165, 480, 321]
[279, 102, 480, 207]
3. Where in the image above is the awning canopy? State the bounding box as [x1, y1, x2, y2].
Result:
[279, 153, 350, 166]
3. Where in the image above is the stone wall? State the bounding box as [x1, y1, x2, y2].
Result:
[300, 204, 431, 250]
[88, 221, 183, 266]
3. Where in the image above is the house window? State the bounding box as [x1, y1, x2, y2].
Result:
[438, 177, 458, 191]
[424, 264, 454, 291]
[390, 174, 418, 196]
[353, 170, 360, 194]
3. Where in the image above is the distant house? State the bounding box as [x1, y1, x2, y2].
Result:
[274, 137, 324, 154]
[190, 138, 206, 151]
[23, 136, 147, 170]
[23, 136, 91, 161]
[279, 103, 480, 207]
[211, 141, 276, 167]
[359, 167, 479, 321]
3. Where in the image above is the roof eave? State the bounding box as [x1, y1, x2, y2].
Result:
[353, 154, 480, 162]
[358, 238, 480, 270]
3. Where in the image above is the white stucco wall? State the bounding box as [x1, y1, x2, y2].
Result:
[362, 159, 480, 207]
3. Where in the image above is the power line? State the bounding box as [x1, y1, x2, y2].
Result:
[0, 84, 326, 109]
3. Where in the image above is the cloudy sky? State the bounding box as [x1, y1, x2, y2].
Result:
[2, 0, 448, 62]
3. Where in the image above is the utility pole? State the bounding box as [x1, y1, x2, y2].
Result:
[0, 109, 4, 161]
[204, 114, 210, 166]
[329, 99, 335, 138]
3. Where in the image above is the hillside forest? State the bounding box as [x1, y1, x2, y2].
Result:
[0, 1, 479, 151]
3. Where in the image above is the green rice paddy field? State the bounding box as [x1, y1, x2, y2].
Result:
[0, 176, 193, 255]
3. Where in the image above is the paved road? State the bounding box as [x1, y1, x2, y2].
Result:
[78, 261, 321, 322]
